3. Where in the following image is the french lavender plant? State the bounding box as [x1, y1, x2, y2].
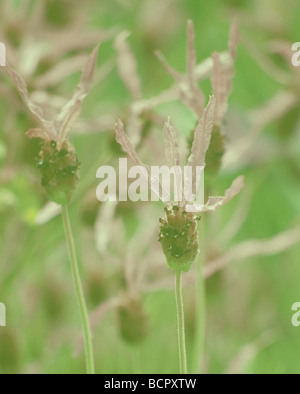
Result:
[115, 109, 244, 373]
[5, 46, 99, 374]
[156, 19, 241, 373]
[113, 19, 244, 374]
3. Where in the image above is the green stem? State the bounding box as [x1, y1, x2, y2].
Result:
[132, 348, 142, 374]
[192, 218, 206, 374]
[175, 271, 188, 374]
[62, 205, 95, 375]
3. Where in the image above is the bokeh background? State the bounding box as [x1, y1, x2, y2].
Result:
[0, 0, 300, 374]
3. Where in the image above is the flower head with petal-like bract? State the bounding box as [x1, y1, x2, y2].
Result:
[115, 94, 245, 272]
[5, 46, 99, 204]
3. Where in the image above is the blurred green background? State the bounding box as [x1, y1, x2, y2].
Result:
[0, 0, 300, 374]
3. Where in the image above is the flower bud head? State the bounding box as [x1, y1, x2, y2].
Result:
[159, 205, 200, 272]
[38, 140, 80, 205]
[118, 296, 149, 345]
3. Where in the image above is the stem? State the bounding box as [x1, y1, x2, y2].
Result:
[61, 205, 95, 375]
[175, 271, 188, 374]
[132, 348, 142, 374]
[192, 217, 206, 374]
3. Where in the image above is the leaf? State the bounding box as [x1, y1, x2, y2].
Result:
[156, 21, 205, 117]
[163, 119, 183, 203]
[212, 20, 240, 125]
[115, 119, 168, 202]
[205, 226, 300, 279]
[212, 52, 227, 125]
[115, 31, 142, 101]
[229, 18, 240, 59]
[202, 176, 245, 212]
[35, 54, 87, 89]
[55, 45, 100, 147]
[163, 118, 181, 167]
[5, 64, 57, 140]
[187, 20, 197, 85]
[115, 118, 147, 168]
[188, 96, 216, 169]
[186, 175, 244, 214]
[5, 65, 45, 123]
[26, 128, 51, 141]
[155, 50, 182, 81]
[56, 100, 82, 145]
[182, 80, 205, 118]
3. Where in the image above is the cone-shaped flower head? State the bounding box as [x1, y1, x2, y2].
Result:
[159, 206, 200, 272]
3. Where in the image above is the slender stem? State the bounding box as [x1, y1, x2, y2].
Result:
[192, 217, 206, 374]
[61, 205, 95, 375]
[175, 271, 188, 374]
[132, 348, 142, 374]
